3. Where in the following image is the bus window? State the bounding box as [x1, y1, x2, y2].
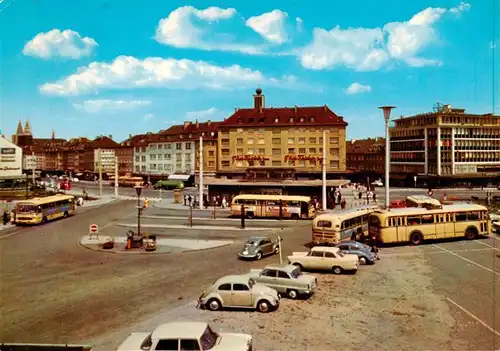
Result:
[407, 216, 421, 226]
[316, 220, 332, 228]
[455, 213, 467, 222]
[467, 212, 479, 221]
[421, 215, 434, 224]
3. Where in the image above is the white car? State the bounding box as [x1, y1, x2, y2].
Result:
[117, 321, 252, 351]
[287, 246, 359, 274]
[371, 180, 383, 187]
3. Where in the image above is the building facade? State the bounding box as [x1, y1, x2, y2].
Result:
[346, 138, 385, 175]
[216, 89, 347, 179]
[0, 135, 22, 176]
[390, 104, 500, 181]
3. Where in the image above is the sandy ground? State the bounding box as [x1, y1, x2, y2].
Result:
[95, 250, 463, 351]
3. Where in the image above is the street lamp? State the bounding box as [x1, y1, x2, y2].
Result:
[134, 185, 143, 236]
[378, 106, 396, 209]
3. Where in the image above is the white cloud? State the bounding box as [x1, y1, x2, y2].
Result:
[299, 4, 469, 71]
[449, 2, 471, 13]
[246, 10, 289, 44]
[143, 113, 154, 121]
[23, 29, 98, 59]
[345, 83, 372, 95]
[73, 99, 151, 113]
[296, 17, 303, 32]
[186, 107, 223, 120]
[40, 55, 295, 96]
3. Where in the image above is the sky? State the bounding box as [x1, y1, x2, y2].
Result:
[0, 0, 498, 142]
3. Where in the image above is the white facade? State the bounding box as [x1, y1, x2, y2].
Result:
[0, 136, 22, 176]
[134, 141, 195, 175]
[23, 153, 38, 171]
[94, 149, 116, 173]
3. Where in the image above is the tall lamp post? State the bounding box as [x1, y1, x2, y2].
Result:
[134, 185, 143, 236]
[378, 106, 396, 209]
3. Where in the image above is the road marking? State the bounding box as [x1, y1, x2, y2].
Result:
[379, 248, 493, 257]
[474, 239, 500, 252]
[446, 297, 500, 337]
[432, 244, 500, 276]
[0, 229, 22, 240]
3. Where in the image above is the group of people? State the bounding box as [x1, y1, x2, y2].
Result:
[2, 210, 15, 226]
[183, 194, 232, 208]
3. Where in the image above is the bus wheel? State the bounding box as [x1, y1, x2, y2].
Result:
[291, 213, 299, 220]
[63, 211, 69, 218]
[465, 227, 478, 240]
[410, 231, 423, 246]
[41, 217, 47, 224]
[246, 212, 254, 219]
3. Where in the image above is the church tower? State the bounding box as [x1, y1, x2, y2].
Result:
[24, 120, 32, 135]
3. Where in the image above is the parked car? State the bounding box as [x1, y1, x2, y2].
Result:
[287, 246, 359, 274]
[238, 236, 279, 260]
[197, 274, 280, 313]
[249, 264, 317, 299]
[490, 210, 500, 223]
[116, 321, 253, 351]
[336, 240, 376, 265]
[371, 180, 383, 187]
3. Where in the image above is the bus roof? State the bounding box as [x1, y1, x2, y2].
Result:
[371, 203, 488, 217]
[17, 194, 75, 206]
[406, 195, 442, 206]
[232, 194, 311, 202]
[313, 204, 380, 224]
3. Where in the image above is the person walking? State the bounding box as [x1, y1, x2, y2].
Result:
[373, 192, 377, 203]
[369, 233, 380, 260]
[3, 211, 9, 226]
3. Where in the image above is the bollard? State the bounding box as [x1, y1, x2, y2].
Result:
[189, 204, 193, 227]
[241, 204, 245, 229]
[279, 200, 283, 220]
[213, 201, 216, 219]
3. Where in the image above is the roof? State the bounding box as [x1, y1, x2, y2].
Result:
[92, 136, 120, 149]
[17, 194, 74, 205]
[151, 322, 209, 340]
[373, 203, 488, 216]
[264, 263, 296, 272]
[311, 246, 339, 252]
[213, 274, 251, 286]
[221, 105, 347, 128]
[314, 205, 381, 223]
[232, 194, 311, 202]
[347, 138, 385, 154]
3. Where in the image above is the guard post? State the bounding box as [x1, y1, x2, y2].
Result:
[279, 199, 283, 220]
[189, 204, 193, 227]
[240, 204, 245, 229]
[213, 200, 216, 219]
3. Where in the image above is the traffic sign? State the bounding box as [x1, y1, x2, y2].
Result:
[89, 224, 99, 234]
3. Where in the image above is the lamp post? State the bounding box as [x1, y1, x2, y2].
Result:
[134, 185, 143, 236]
[378, 106, 396, 209]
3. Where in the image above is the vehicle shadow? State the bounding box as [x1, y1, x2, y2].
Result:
[378, 235, 491, 248]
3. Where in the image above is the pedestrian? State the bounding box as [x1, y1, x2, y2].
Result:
[366, 191, 370, 204]
[373, 192, 376, 203]
[3, 211, 9, 225]
[188, 195, 192, 206]
[358, 191, 362, 200]
[221, 196, 227, 208]
[369, 234, 380, 260]
[341, 198, 346, 210]
[337, 193, 342, 205]
[183, 195, 187, 206]
[11, 209, 16, 224]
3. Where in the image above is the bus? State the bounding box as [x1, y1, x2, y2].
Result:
[312, 204, 381, 245]
[15, 194, 76, 225]
[368, 203, 490, 246]
[109, 176, 144, 187]
[231, 194, 314, 219]
[405, 195, 442, 209]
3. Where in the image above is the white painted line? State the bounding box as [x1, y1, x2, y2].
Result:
[474, 239, 500, 252]
[446, 297, 500, 337]
[0, 229, 22, 240]
[432, 244, 500, 277]
[379, 248, 493, 257]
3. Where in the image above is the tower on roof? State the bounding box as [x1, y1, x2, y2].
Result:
[16, 120, 23, 134]
[24, 120, 32, 135]
[51, 129, 55, 140]
[253, 87, 265, 112]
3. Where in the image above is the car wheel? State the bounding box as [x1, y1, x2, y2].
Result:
[287, 289, 298, 299]
[410, 231, 424, 246]
[359, 256, 367, 265]
[292, 263, 303, 271]
[255, 252, 262, 260]
[332, 266, 343, 275]
[247, 212, 254, 219]
[207, 299, 221, 311]
[257, 300, 271, 313]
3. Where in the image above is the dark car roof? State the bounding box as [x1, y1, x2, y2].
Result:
[339, 241, 363, 247]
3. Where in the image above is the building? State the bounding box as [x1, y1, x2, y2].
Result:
[216, 88, 348, 180]
[0, 135, 22, 176]
[116, 134, 146, 175]
[86, 136, 120, 173]
[390, 104, 500, 185]
[346, 138, 385, 182]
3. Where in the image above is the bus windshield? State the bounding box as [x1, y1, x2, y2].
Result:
[16, 204, 38, 213]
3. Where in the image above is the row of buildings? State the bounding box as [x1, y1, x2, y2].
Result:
[6, 89, 500, 186]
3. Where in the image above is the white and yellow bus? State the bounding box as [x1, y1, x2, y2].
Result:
[368, 203, 490, 246]
[15, 194, 76, 225]
[231, 194, 314, 219]
[312, 204, 381, 245]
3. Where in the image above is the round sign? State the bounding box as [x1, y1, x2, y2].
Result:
[90, 224, 98, 233]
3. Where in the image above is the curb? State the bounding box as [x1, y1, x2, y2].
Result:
[153, 203, 231, 212]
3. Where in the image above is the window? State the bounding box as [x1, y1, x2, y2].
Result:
[263, 269, 277, 277]
[329, 160, 339, 168]
[208, 150, 214, 156]
[407, 216, 421, 225]
[237, 138, 243, 145]
[299, 138, 306, 144]
[166, 144, 172, 149]
[135, 156, 140, 162]
[316, 220, 332, 228]
[455, 213, 467, 222]
[237, 148, 243, 154]
[309, 137, 317, 144]
[208, 161, 215, 167]
[329, 137, 339, 144]
[248, 138, 254, 144]
[277, 271, 289, 279]
[141, 156, 146, 162]
[185, 143, 191, 150]
[157, 155, 163, 160]
[221, 149, 230, 156]
[176, 143, 182, 150]
[272, 148, 281, 155]
[421, 215, 434, 224]
[329, 148, 339, 155]
[309, 148, 317, 153]
[467, 212, 479, 220]
[258, 138, 265, 144]
[310, 251, 323, 257]
[247, 148, 254, 155]
[233, 284, 249, 291]
[155, 339, 178, 350]
[324, 252, 336, 258]
[288, 138, 295, 144]
[288, 148, 295, 154]
[272, 138, 281, 144]
[218, 283, 231, 291]
[221, 161, 230, 167]
[180, 339, 199, 350]
[258, 148, 265, 154]
[165, 154, 171, 160]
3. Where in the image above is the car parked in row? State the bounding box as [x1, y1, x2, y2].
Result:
[238, 236, 279, 260]
[197, 274, 280, 313]
[117, 321, 253, 351]
[336, 240, 377, 265]
[287, 246, 359, 274]
[249, 264, 317, 299]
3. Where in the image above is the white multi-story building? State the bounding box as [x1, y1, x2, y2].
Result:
[0, 135, 22, 176]
[94, 149, 116, 173]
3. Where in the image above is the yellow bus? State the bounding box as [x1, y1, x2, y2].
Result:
[368, 203, 490, 246]
[231, 194, 314, 219]
[15, 194, 76, 225]
[405, 195, 442, 209]
[312, 204, 381, 245]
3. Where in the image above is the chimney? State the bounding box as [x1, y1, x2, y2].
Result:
[323, 105, 327, 113]
[129, 133, 132, 138]
[184, 121, 190, 129]
[196, 119, 199, 129]
[108, 134, 112, 139]
[253, 87, 264, 112]
[294, 105, 298, 114]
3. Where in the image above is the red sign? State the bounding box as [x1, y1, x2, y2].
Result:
[284, 154, 323, 163]
[232, 155, 270, 162]
[89, 224, 99, 233]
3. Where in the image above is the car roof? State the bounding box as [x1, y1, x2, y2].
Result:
[339, 241, 362, 246]
[247, 236, 268, 241]
[152, 322, 209, 340]
[311, 246, 339, 253]
[214, 274, 251, 285]
[264, 263, 296, 272]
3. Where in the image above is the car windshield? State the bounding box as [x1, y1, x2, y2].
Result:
[246, 239, 259, 246]
[290, 267, 301, 278]
[200, 326, 218, 350]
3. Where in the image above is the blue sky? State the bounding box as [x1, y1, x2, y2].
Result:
[0, 0, 498, 142]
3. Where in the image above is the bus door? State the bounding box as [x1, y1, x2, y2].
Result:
[435, 214, 446, 239]
[395, 216, 405, 242]
[300, 201, 308, 218]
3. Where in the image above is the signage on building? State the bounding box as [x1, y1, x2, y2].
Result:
[1, 148, 16, 162]
[284, 154, 323, 163]
[0, 166, 20, 171]
[232, 155, 270, 162]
